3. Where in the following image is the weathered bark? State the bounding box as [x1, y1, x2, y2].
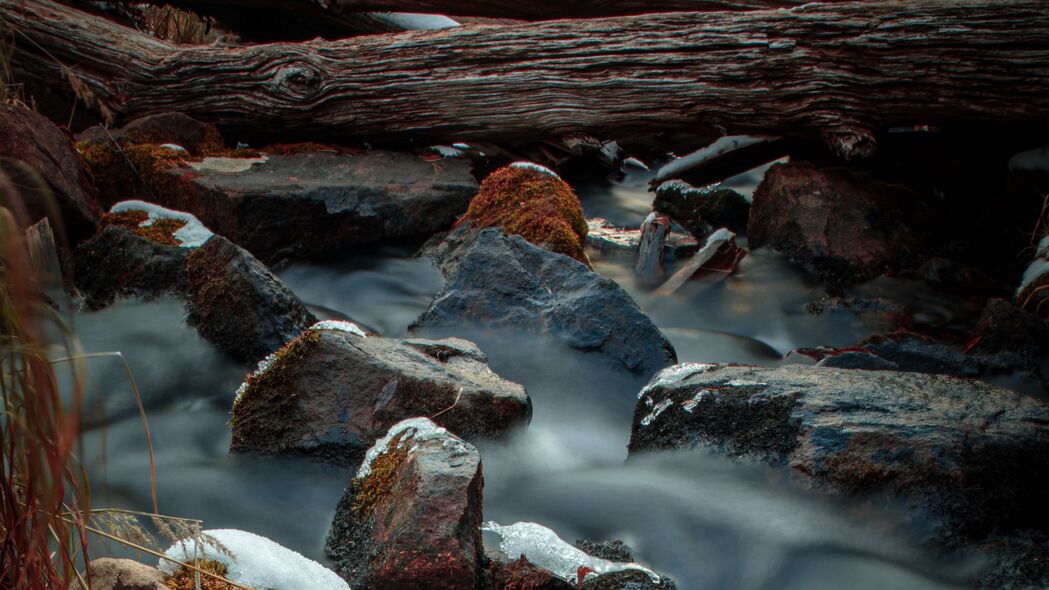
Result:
[6, 0, 1049, 157]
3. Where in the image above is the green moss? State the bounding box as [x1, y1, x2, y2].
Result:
[351, 432, 409, 518]
[459, 165, 589, 265]
[229, 329, 322, 433]
[102, 209, 187, 246]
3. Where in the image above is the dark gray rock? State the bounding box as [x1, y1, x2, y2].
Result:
[154, 150, 479, 264]
[230, 326, 530, 465]
[816, 350, 899, 370]
[185, 235, 317, 363]
[653, 181, 750, 238]
[574, 540, 677, 590]
[413, 227, 676, 377]
[629, 364, 1049, 542]
[326, 418, 484, 590]
[749, 162, 931, 286]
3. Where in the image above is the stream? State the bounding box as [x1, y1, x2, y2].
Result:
[70, 164, 984, 589]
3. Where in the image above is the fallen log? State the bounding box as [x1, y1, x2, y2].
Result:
[5, 0, 1049, 157]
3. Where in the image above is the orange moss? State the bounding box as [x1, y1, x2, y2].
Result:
[458, 165, 589, 265]
[351, 431, 409, 518]
[228, 329, 322, 427]
[163, 559, 248, 590]
[78, 140, 192, 203]
[101, 208, 187, 246]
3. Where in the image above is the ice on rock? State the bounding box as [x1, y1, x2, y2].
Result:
[356, 417, 470, 480]
[233, 349, 282, 401]
[483, 521, 661, 585]
[510, 161, 560, 178]
[158, 143, 188, 154]
[311, 320, 367, 337]
[159, 529, 350, 590]
[431, 145, 465, 158]
[639, 363, 718, 398]
[110, 200, 214, 248]
[1018, 258, 1049, 296]
[640, 398, 674, 427]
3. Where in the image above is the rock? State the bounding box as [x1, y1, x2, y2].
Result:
[414, 227, 677, 377]
[972, 298, 1049, 359]
[653, 180, 750, 238]
[325, 418, 484, 590]
[815, 350, 899, 370]
[459, 163, 589, 264]
[78, 112, 225, 156]
[574, 540, 677, 590]
[0, 106, 100, 240]
[71, 558, 167, 590]
[230, 323, 529, 465]
[653, 229, 745, 296]
[486, 557, 574, 590]
[153, 150, 478, 264]
[912, 257, 1002, 293]
[74, 204, 315, 362]
[185, 236, 316, 363]
[629, 364, 1049, 541]
[74, 225, 190, 309]
[748, 162, 931, 285]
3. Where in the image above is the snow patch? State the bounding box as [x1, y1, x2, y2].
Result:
[483, 521, 661, 585]
[639, 363, 719, 398]
[356, 417, 470, 480]
[311, 320, 367, 337]
[640, 398, 673, 426]
[375, 12, 459, 30]
[234, 348, 282, 401]
[158, 143, 188, 154]
[110, 200, 214, 248]
[1036, 235, 1049, 259]
[1018, 258, 1049, 295]
[188, 156, 268, 174]
[624, 157, 650, 171]
[654, 136, 767, 183]
[510, 161, 560, 178]
[431, 145, 465, 158]
[159, 529, 349, 590]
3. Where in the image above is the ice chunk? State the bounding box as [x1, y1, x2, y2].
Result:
[159, 529, 349, 590]
[311, 320, 367, 337]
[639, 363, 718, 398]
[483, 521, 661, 585]
[110, 200, 214, 248]
[510, 161, 559, 178]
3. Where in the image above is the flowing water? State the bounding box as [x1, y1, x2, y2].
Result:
[72, 165, 988, 589]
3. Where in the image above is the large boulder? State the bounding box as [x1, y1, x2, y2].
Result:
[230, 324, 530, 465]
[413, 227, 676, 377]
[653, 180, 750, 238]
[74, 202, 315, 362]
[748, 162, 930, 285]
[458, 163, 589, 264]
[70, 558, 167, 590]
[89, 148, 479, 264]
[0, 106, 100, 241]
[326, 418, 484, 590]
[629, 364, 1049, 542]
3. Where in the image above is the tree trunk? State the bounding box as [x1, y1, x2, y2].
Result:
[6, 0, 1049, 158]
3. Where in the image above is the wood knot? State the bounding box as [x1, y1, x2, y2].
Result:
[273, 65, 323, 99]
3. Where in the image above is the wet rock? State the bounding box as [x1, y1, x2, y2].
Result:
[487, 557, 573, 590]
[74, 225, 190, 308]
[78, 112, 225, 156]
[459, 163, 589, 264]
[71, 558, 167, 590]
[230, 324, 529, 465]
[74, 205, 315, 363]
[185, 236, 317, 363]
[653, 228, 745, 296]
[629, 364, 1049, 541]
[635, 213, 671, 284]
[326, 418, 484, 590]
[0, 106, 100, 240]
[653, 180, 750, 238]
[414, 227, 676, 377]
[971, 298, 1049, 359]
[749, 162, 930, 285]
[574, 540, 677, 590]
[153, 150, 478, 264]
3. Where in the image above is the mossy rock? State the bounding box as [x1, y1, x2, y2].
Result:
[459, 165, 588, 264]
